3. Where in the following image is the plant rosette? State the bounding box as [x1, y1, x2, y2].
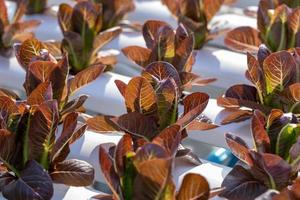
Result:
[56, 0, 135, 73]
[225, 0, 300, 53]
[90, 130, 228, 200]
[79, 61, 237, 187]
[217, 46, 300, 125]
[0, 39, 107, 199]
[219, 109, 300, 200]
[0, 93, 95, 199]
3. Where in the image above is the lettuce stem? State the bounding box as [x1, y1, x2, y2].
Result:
[290, 101, 300, 113]
[289, 33, 296, 49]
[23, 112, 32, 166]
[277, 21, 286, 51]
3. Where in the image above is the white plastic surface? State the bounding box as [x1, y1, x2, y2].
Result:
[230, 0, 260, 8]
[193, 47, 250, 89]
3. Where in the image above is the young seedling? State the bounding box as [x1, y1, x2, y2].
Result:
[162, 0, 228, 49]
[225, 0, 300, 53]
[220, 109, 300, 200]
[122, 20, 216, 90]
[217, 46, 300, 124]
[0, 0, 40, 56]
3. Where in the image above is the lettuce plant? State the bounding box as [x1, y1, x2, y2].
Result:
[87, 61, 217, 164]
[217, 46, 300, 124]
[162, 0, 227, 49]
[57, 0, 128, 73]
[122, 20, 216, 90]
[0, 0, 40, 57]
[93, 130, 219, 200]
[220, 109, 300, 200]
[0, 92, 94, 200]
[225, 1, 300, 53]
[87, 61, 216, 134]
[14, 38, 105, 120]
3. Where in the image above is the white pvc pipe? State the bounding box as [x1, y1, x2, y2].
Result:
[53, 184, 100, 200]
[127, 1, 177, 27]
[231, 0, 260, 8]
[193, 47, 250, 89]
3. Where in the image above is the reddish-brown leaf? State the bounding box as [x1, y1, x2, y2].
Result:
[114, 134, 133, 176]
[176, 173, 210, 200]
[225, 27, 262, 53]
[142, 20, 170, 49]
[142, 61, 181, 91]
[114, 80, 127, 98]
[27, 82, 53, 105]
[122, 46, 151, 67]
[124, 77, 157, 116]
[251, 110, 270, 153]
[152, 125, 181, 156]
[86, 116, 120, 132]
[225, 133, 253, 166]
[93, 27, 122, 54]
[50, 159, 94, 186]
[186, 120, 219, 130]
[99, 144, 120, 197]
[263, 51, 296, 94]
[111, 112, 158, 140]
[69, 64, 106, 94]
[203, 0, 224, 21]
[221, 110, 252, 125]
[177, 92, 209, 129]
